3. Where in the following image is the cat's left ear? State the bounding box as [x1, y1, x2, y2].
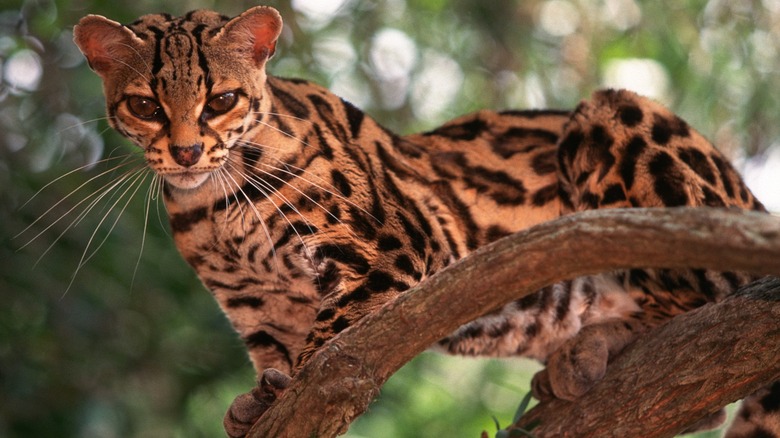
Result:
[73, 15, 145, 78]
[215, 6, 283, 65]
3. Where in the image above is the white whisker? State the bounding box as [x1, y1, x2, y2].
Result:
[36, 167, 147, 264]
[18, 160, 146, 250]
[228, 155, 317, 240]
[235, 141, 380, 226]
[234, 155, 333, 230]
[253, 111, 316, 125]
[214, 167, 245, 238]
[219, 163, 281, 275]
[131, 172, 159, 290]
[65, 169, 151, 294]
[56, 116, 113, 135]
[17, 152, 140, 214]
[116, 41, 152, 73]
[253, 118, 319, 152]
[110, 55, 151, 83]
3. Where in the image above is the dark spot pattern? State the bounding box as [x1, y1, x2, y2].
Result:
[618, 104, 643, 126]
[620, 136, 648, 190]
[649, 152, 689, 206]
[678, 147, 716, 185]
[169, 206, 208, 233]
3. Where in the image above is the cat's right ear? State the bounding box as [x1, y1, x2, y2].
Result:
[214, 6, 283, 66]
[73, 15, 143, 78]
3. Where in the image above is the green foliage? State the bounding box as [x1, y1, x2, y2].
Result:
[493, 391, 536, 438]
[1, 0, 778, 436]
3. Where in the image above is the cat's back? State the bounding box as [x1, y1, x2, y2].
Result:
[399, 109, 572, 235]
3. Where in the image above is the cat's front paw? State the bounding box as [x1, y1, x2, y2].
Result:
[223, 368, 291, 438]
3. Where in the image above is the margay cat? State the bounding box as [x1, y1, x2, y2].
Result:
[72, 6, 778, 437]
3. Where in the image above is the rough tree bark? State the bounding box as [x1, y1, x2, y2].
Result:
[247, 207, 780, 438]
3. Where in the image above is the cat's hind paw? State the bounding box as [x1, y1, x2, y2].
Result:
[223, 368, 291, 438]
[534, 331, 610, 401]
[531, 318, 644, 401]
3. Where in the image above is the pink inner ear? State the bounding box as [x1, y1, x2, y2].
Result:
[252, 25, 279, 61]
[74, 18, 133, 76]
[228, 9, 282, 64]
[78, 33, 116, 74]
[81, 35, 111, 70]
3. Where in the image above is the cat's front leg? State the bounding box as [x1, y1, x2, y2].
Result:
[222, 264, 400, 436]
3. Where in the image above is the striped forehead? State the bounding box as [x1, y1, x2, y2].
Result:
[128, 12, 227, 95]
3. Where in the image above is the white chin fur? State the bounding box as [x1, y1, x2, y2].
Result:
[163, 172, 210, 190]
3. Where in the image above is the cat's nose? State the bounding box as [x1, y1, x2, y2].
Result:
[170, 143, 203, 167]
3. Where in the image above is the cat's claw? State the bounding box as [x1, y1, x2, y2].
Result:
[223, 368, 291, 438]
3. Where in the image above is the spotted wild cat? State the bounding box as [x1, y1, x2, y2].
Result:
[71, 6, 777, 437]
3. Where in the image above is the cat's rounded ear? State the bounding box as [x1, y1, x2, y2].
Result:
[73, 15, 144, 78]
[215, 6, 283, 65]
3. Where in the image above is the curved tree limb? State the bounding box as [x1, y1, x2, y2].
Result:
[248, 207, 780, 438]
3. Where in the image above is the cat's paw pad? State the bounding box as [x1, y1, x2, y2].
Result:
[542, 334, 610, 401]
[223, 368, 291, 438]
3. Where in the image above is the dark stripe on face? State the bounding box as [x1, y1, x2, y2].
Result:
[148, 26, 165, 76]
[190, 23, 213, 91]
[205, 278, 248, 291]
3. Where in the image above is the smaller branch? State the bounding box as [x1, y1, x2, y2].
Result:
[248, 208, 780, 438]
[512, 277, 780, 438]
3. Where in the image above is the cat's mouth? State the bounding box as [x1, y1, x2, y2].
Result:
[162, 170, 211, 190]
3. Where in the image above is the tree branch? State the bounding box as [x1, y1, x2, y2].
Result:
[248, 208, 780, 438]
[512, 276, 780, 437]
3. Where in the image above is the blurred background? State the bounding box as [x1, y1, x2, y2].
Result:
[1, 0, 779, 437]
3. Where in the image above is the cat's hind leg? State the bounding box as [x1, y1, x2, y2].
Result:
[223, 369, 291, 438]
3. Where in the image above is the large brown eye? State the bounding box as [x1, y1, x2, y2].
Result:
[127, 96, 163, 120]
[204, 92, 238, 118]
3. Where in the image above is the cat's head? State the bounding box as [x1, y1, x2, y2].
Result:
[73, 7, 282, 190]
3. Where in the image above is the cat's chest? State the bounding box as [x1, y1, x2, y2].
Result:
[164, 188, 318, 280]
[174, 209, 303, 271]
